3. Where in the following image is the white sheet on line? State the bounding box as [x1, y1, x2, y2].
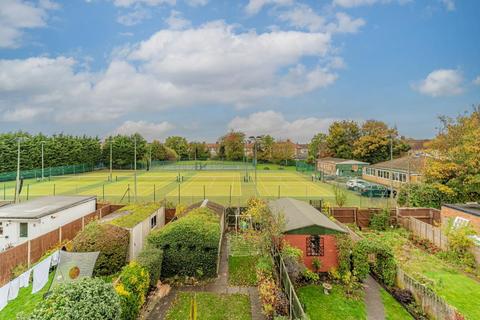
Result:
[32, 256, 52, 294]
[51, 250, 60, 266]
[7, 277, 20, 301]
[0, 283, 9, 312]
[19, 269, 32, 288]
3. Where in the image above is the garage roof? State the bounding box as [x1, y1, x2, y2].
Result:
[269, 198, 347, 235]
[0, 196, 96, 220]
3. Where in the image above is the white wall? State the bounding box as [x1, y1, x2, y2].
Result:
[128, 207, 165, 260]
[0, 199, 96, 251]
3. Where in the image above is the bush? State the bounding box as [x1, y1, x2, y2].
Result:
[397, 183, 456, 208]
[22, 278, 121, 320]
[370, 209, 390, 231]
[137, 244, 163, 287]
[115, 261, 150, 320]
[147, 207, 220, 278]
[71, 222, 129, 276]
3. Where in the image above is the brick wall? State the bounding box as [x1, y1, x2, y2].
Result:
[283, 234, 338, 272]
[441, 206, 480, 234]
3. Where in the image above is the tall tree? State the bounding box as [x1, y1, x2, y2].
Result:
[353, 120, 410, 164]
[272, 140, 295, 165]
[326, 120, 361, 159]
[188, 142, 209, 160]
[218, 131, 245, 161]
[308, 133, 329, 163]
[257, 135, 275, 162]
[150, 140, 178, 161]
[165, 136, 189, 160]
[103, 133, 147, 169]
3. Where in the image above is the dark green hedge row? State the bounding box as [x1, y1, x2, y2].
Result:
[147, 208, 220, 279]
[71, 222, 130, 276]
[137, 244, 163, 287]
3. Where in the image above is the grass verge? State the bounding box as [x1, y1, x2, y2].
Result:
[379, 287, 414, 320]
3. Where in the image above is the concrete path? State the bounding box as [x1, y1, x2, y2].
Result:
[364, 275, 386, 320]
[147, 234, 264, 319]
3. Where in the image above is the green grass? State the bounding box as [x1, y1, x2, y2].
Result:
[165, 292, 252, 320]
[361, 229, 480, 320]
[298, 284, 366, 320]
[0, 273, 54, 319]
[109, 202, 161, 228]
[228, 256, 258, 286]
[379, 287, 414, 320]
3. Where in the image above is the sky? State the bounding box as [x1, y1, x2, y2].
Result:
[0, 0, 479, 143]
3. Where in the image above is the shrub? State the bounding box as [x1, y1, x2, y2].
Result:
[22, 278, 121, 320]
[352, 238, 396, 286]
[312, 257, 322, 273]
[71, 221, 129, 276]
[147, 207, 220, 278]
[115, 261, 150, 320]
[370, 209, 390, 231]
[397, 183, 456, 208]
[301, 269, 320, 284]
[137, 244, 163, 287]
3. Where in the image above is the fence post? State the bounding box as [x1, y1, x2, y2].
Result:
[53, 184, 56, 196]
[289, 285, 293, 319]
[229, 185, 232, 206]
[128, 184, 131, 203]
[154, 184, 156, 202]
[26, 184, 29, 200]
[178, 184, 180, 204]
[3, 184, 5, 200]
[27, 240, 31, 268]
[59, 227, 62, 243]
[102, 184, 105, 201]
[278, 185, 280, 199]
[203, 185, 206, 200]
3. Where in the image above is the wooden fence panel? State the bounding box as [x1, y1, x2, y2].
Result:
[60, 218, 83, 242]
[29, 229, 59, 263]
[0, 242, 28, 286]
[330, 207, 357, 224]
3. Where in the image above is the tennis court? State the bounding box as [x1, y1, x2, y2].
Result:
[0, 169, 389, 207]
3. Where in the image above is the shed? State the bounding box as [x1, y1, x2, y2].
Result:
[269, 198, 346, 272]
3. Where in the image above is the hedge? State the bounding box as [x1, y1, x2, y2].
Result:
[71, 222, 130, 276]
[114, 261, 150, 320]
[137, 244, 163, 287]
[21, 278, 121, 320]
[147, 207, 220, 278]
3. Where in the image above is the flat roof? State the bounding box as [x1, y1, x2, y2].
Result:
[369, 154, 426, 173]
[0, 196, 96, 220]
[443, 203, 480, 217]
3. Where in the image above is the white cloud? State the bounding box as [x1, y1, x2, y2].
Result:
[278, 5, 364, 34]
[112, 120, 175, 141]
[228, 110, 337, 142]
[117, 6, 151, 26]
[2, 107, 51, 122]
[245, 0, 293, 15]
[0, 0, 57, 48]
[0, 22, 339, 123]
[333, 0, 410, 8]
[112, 0, 175, 7]
[165, 10, 191, 30]
[413, 69, 464, 97]
[473, 76, 480, 86]
[441, 0, 455, 11]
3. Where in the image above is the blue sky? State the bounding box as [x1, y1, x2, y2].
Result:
[0, 0, 479, 142]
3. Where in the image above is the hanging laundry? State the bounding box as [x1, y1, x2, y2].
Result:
[19, 269, 32, 288]
[7, 278, 20, 301]
[32, 256, 52, 294]
[0, 283, 9, 312]
[51, 250, 60, 266]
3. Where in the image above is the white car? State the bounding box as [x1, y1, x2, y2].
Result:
[346, 179, 368, 190]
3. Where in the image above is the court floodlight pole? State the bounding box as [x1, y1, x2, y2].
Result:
[15, 138, 21, 203]
[134, 135, 137, 202]
[41, 141, 45, 181]
[109, 137, 113, 181]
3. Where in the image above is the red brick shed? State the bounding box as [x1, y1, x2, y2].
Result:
[269, 198, 347, 272]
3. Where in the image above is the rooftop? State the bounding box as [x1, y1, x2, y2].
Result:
[443, 203, 480, 218]
[317, 157, 348, 164]
[369, 154, 426, 173]
[108, 203, 161, 228]
[269, 198, 346, 235]
[0, 196, 96, 220]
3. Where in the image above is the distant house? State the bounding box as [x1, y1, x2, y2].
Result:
[316, 157, 369, 177]
[362, 153, 426, 189]
[441, 203, 480, 234]
[295, 144, 309, 160]
[0, 196, 96, 251]
[206, 143, 218, 157]
[269, 198, 347, 272]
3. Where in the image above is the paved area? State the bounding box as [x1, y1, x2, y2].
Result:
[364, 275, 386, 320]
[147, 234, 264, 319]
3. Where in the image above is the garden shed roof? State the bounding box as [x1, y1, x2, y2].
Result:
[177, 199, 225, 220]
[268, 198, 347, 235]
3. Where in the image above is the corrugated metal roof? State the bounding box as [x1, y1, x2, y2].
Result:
[0, 196, 96, 220]
[269, 198, 346, 234]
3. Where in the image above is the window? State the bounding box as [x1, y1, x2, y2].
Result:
[150, 215, 157, 228]
[306, 235, 324, 256]
[19, 223, 28, 238]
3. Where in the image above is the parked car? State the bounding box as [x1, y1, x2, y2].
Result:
[359, 184, 389, 198]
[346, 179, 368, 190]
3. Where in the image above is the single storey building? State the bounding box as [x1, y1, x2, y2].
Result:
[0, 196, 96, 251]
[362, 154, 425, 190]
[441, 203, 480, 234]
[269, 198, 347, 272]
[317, 157, 369, 177]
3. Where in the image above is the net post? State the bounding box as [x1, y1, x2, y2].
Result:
[53, 184, 56, 196]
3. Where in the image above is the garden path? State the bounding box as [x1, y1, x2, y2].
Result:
[147, 234, 264, 319]
[364, 275, 386, 320]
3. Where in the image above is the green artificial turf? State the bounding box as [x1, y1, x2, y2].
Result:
[297, 284, 367, 320]
[166, 292, 252, 320]
[379, 287, 414, 320]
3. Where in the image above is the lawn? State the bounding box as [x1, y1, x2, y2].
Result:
[379, 287, 414, 320]
[166, 292, 252, 320]
[361, 229, 480, 320]
[228, 233, 261, 286]
[297, 284, 366, 320]
[0, 273, 54, 319]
